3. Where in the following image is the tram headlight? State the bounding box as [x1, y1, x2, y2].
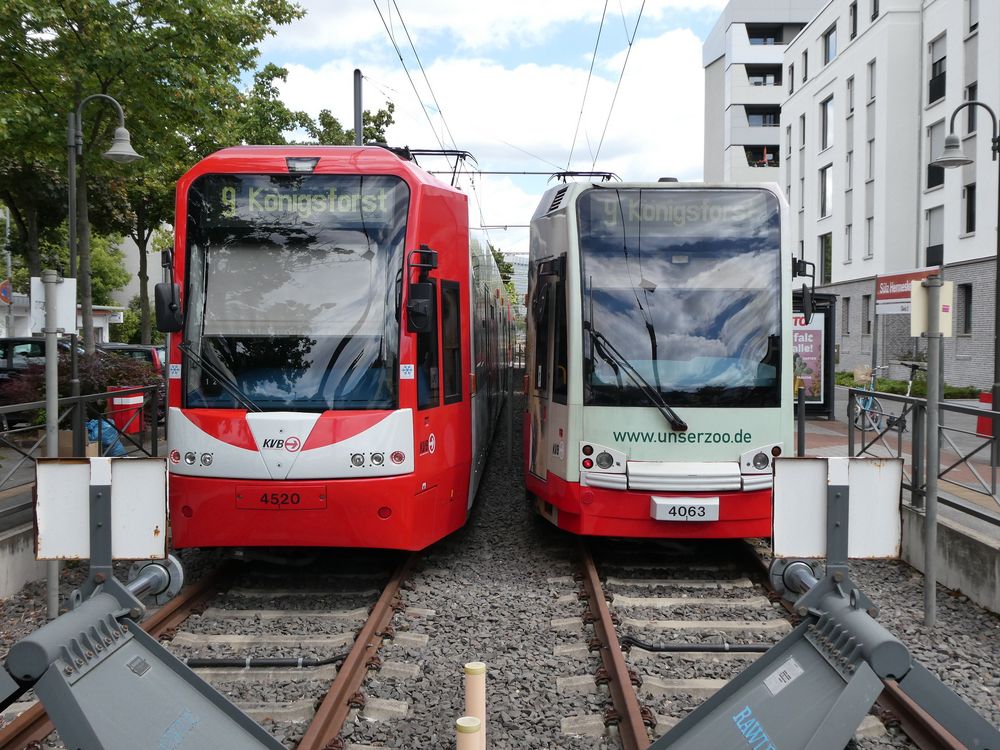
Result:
[582, 444, 594, 456]
[595, 451, 614, 469]
[582, 458, 594, 469]
[200, 453, 213, 467]
[390, 451, 405, 464]
[371, 452, 385, 466]
[752, 452, 770, 471]
[350, 453, 365, 467]
[184, 452, 197, 465]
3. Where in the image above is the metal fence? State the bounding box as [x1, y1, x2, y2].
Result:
[0, 384, 163, 494]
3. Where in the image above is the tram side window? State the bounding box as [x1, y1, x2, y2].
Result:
[553, 280, 568, 405]
[532, 283, 551, 393]
[441, 281, 462, 404]
[417, 281, 440, 409]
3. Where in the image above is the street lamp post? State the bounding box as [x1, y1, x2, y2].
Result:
[48, 94, 141, 619]
[931, 101, 1000, 465]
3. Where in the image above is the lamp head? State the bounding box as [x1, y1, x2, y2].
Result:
[102, 127, 143, 163]
[932, 132, 973, 169]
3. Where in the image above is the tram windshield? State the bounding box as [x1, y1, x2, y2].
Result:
[578, 188, 782, 408]
[183, 173, 408, 411]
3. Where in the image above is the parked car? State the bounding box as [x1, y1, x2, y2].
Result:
[97, 342, 164, 375]
[0, 336, 85, 383]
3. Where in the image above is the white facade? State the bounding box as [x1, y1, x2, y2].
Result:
[703, 0, 824, 182]
[779, 0, 999, 387]
[782, 0, 924, 282]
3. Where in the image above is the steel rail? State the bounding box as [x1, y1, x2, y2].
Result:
[578, 541, 650, 750]
[297, 552, 417, 750]
[0, 562, 237, 750]
[742, 542, 969, 750]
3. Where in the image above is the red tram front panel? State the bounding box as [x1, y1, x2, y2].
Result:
[163, 146, 492, 550]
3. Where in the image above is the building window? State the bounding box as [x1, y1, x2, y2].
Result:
[842, 297, 851, 334]
[846, 150, 854, 189]
[928, 36, 946, 103]
[862, 294, 872, 334]
[799, 114, 806, 147]
[786, 184, 792, 205]
[847, 76, 855, 114]
[871, 0, 879, 21]
[786, 125, 792, 156]
[819, 233, 832, 284]
[845, 224, 853, 263]
[865, 217, 874, 258]
[957, 283, 973, 335]
[966, 82, 978, 133]
[927, 121, 945, 188]
[820, 96, 834, 149]
[849, 2, 858, 39]
[747, 24, 782, 45]
[798, 240, 804, 260]
[789, 64, 795, 94]
[746, 106, 780, 127]
[823, 25, 837, 64]
[968, 0, 979, 32]
[799, 177, 805, 210]
[745, 145, 778, 167]
[820, 165, 833, 217]
[802, 50, 808, 82]
[964, 183, 977, 233]
[866, 138, 875, 181]
[747, 65, 781, 86]
[867, 59, 876, 100]
[926, 205, 944, 266]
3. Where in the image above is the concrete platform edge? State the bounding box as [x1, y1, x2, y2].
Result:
[901, 505, 1000, 615]
[0, 522, 44, 599]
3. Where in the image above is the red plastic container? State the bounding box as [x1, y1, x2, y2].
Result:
[976, 392, 993, 437]
[108, 386, 144, 435]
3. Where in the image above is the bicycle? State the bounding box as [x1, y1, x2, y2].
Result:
[849, 365, 888, 431]
[883, 361, 926, 432]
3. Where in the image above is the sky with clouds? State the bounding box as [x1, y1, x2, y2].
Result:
[259, 0, 727, 253]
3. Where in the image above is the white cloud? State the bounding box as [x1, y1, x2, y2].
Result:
[269, 3, 710, 251]
[265, 0, 726, 54]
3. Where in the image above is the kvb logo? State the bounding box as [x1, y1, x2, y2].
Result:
[262, 436, 302, 452]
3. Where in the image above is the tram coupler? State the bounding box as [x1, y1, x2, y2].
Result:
[0, 457, 286, 749]
[651, 456, 1000, 750]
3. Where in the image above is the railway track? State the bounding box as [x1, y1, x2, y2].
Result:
[568, 538, 966, 750]
[0, 552, 417, 750]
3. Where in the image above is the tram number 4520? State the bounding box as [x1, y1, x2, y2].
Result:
[260, 492, 301, 506]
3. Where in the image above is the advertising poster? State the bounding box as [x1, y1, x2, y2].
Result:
[792, 312, 824, 404]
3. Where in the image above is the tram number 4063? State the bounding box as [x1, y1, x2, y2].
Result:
[650, 497, 721, 522]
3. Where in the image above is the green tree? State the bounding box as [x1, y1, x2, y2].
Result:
[0, 0, 303, 351]
[489, 243, 518, 307]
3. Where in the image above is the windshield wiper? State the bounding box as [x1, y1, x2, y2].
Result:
[179, 341, 262, 412]
[584, 321, 688, 432]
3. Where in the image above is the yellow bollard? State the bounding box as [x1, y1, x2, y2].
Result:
[455, 716, 481, 750]
[464, 661, 487, 749]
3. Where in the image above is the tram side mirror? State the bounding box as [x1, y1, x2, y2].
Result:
[407, 281, 436, 333]
[154, 282, 184, 333]
[800, 283, 814, 325]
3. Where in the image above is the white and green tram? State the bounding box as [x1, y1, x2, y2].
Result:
[524, 181, 793, 538]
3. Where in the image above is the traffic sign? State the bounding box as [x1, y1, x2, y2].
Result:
[0, 278, 12, 305]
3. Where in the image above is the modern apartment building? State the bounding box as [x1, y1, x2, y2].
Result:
[703, 0, 825, 182]
[781, 0, 997, 388]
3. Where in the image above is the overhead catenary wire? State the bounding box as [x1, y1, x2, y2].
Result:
[566, 0, 609, 171]
[372, 0, 447, 153]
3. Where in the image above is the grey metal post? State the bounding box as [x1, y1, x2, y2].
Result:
[41, 270, 61, 620]
[923, 276, 943, 627]
[796, 386, 806, 457]
[354, 68, 363, 146]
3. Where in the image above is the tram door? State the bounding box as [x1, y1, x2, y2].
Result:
[528, 259, 569, 481]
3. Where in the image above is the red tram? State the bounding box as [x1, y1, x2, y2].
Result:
[155, 146, 511, 550]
